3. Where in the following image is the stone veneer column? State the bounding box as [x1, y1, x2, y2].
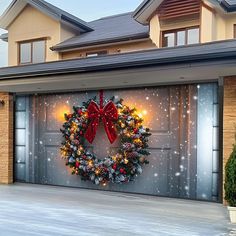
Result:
[223, 77, 236, 200]
[0, 93, 13, 184]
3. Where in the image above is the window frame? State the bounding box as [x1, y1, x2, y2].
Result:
[18, 38, 46, 65]
[161, 26, 200, 48]
[234, 24, 236, 39]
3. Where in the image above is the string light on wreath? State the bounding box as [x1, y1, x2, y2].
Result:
[60, 91, 152, 185]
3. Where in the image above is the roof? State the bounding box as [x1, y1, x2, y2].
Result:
[220, 0, 236, 12]
[51, 13, 149, 52]
[1, 39, 236, 79]
[0, 0, 93, 32]
[133, 0, 236, 25]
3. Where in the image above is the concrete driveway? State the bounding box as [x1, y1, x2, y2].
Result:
[0, 183, 235, 236]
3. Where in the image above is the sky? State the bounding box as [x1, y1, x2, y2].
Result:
[0, 0, 143, 67]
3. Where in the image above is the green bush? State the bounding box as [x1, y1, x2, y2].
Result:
[225, 143, 236, 207]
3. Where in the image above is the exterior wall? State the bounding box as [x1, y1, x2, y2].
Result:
[225, 16, 236, 39]
[61, 40, 156, 60]
[201, 5, 215, 43]
[223, 77, 236, 201]
[150, 15, 161, 47]
[0, 93, 13, 184]
[7, 5, 61, 66]
[149, 13, 200, 47]
[149, 5, 236, 46]
[214, 13, 226, 41]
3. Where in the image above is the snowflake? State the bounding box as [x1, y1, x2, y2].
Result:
[185, 186, 189, 190]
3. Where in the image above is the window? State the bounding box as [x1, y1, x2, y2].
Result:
[162, 27, 199, 47]
[86, 51, 107, 57]
[234, 24, 236, 39]
[19, 40, 46, 64]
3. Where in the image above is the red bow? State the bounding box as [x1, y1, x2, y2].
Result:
[85, 101, 118, 144]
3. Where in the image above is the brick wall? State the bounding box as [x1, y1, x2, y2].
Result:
[223, 77, 236, 201]
[0, 93, 13, 184]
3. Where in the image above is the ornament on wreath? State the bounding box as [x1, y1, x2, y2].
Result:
[60, 90, 151, 186]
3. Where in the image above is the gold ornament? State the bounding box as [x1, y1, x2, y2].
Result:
[139, 156, 145, 164]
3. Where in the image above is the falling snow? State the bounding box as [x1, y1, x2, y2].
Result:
[14, 85, 219, 202]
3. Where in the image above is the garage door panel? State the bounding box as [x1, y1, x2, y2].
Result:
[15, 129, 26, 146]
[15, 146, 26, 163]
[148, 133, 172, 149]
[42, 133, 63, 147]
[15, 163, 26, 182]
[14, 84, 220, 201]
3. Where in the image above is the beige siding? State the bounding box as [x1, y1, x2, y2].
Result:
[150, 15, 161, 47]
[61, 40, 155, 60]
[200, 5, 215, 43]
[7, 5, 61, 66]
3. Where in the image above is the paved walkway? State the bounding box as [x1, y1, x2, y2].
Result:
[0, 183, 235, 236]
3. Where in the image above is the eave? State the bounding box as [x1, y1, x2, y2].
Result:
[51, 32, 150, 52]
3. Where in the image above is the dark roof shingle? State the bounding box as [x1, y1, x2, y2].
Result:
[51, 13, 149, 51]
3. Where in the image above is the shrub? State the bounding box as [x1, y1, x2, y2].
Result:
[225, 142, 236, 207]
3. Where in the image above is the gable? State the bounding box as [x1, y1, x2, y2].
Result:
[0, 0, 93, 32]
[133, 0, 230, 24]
[157, 0, 201, 20]
[8, 4, 59, 34]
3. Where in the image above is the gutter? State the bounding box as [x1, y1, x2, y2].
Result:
[0, 33, 8, 42]
[219, 0, 236, 12]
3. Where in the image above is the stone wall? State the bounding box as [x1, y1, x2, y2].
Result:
[223, 77, 236, 201]
[0, 93, 13, 184]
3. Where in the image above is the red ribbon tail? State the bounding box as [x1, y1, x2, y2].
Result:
[84, 118, 99, 144]
[103, 117, 117, 144]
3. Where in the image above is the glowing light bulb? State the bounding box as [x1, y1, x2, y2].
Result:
[88, 160, 93, 167]
[138, 113, 143, 118]
[142, 110, 148, 115]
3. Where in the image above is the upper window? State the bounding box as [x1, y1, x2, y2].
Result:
[86, 51, 107, 57]
[19, 40, 46, 65]
[234, 24, 236, 39]
[162, 27, 199, 48]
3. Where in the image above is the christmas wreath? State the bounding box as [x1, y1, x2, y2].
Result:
[60, 91, 151, 186]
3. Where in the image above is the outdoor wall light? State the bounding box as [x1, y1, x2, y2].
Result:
[0, 100, 5, 106]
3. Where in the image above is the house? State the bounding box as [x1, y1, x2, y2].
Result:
[0, 0, 236, 204]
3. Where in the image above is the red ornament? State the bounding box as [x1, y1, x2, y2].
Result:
[120, 168, 125, 174]
[75, 161, 80, 168]
[85, 91, 118, 144]
[112, 164, 117, 170]
[77, 109, 82, 115]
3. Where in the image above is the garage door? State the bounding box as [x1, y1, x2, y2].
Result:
[15, 83, 220, 201]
